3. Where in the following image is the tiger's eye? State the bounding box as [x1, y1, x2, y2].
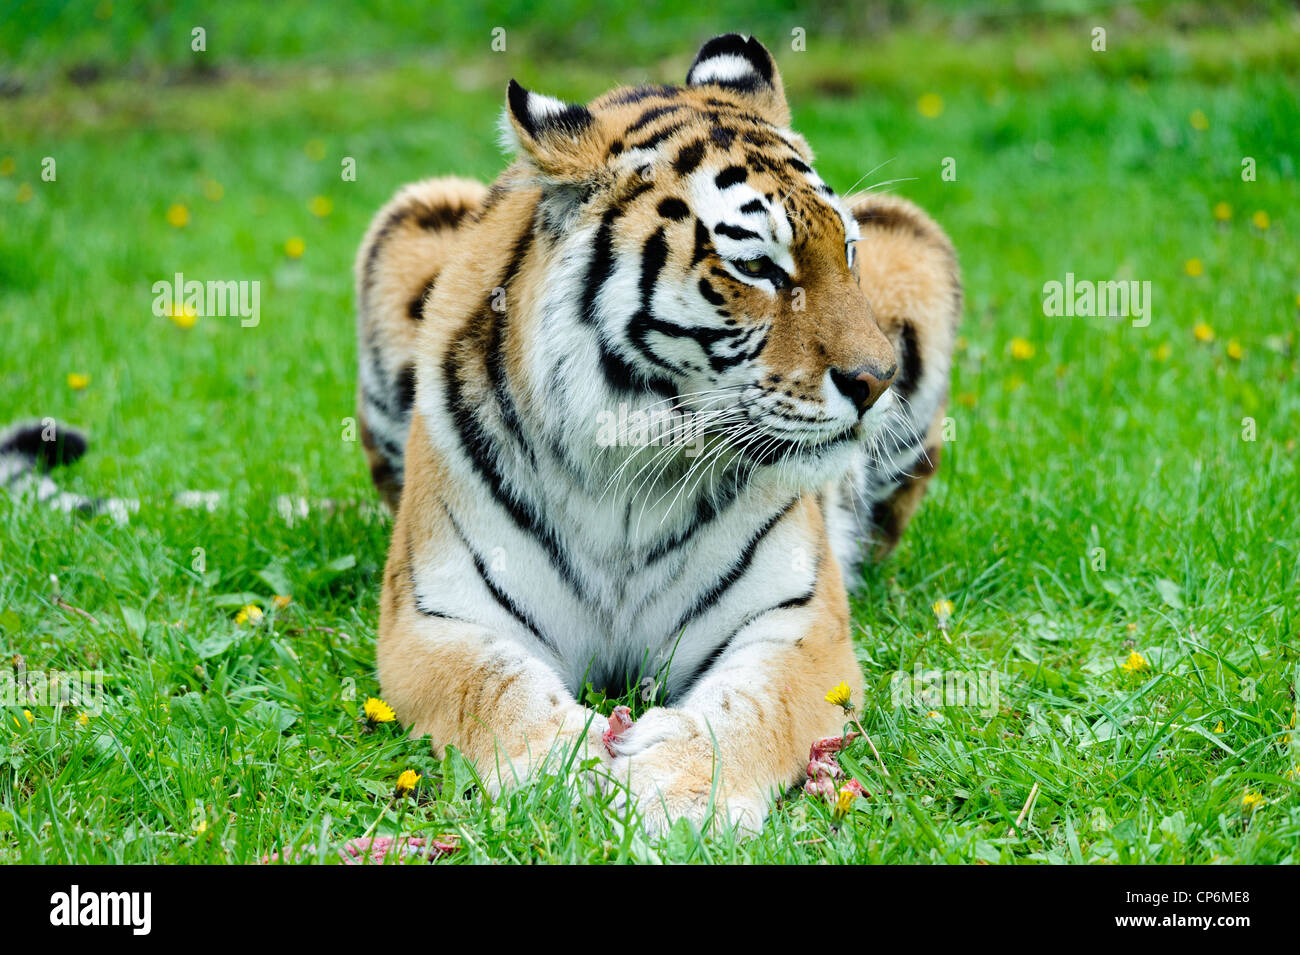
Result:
[738, 258, 766, 275]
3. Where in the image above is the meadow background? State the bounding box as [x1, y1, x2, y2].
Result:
[1, 0, 1297, 863]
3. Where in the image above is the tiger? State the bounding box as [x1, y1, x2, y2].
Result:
[355, 34, 961, 833]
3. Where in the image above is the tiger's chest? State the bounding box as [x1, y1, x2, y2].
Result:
[420, 462, 822, 697]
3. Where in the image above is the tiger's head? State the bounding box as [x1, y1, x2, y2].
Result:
[501, 34, 897, 487]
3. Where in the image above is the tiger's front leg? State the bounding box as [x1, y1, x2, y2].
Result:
[377, 513, 611, 794]
[607, 568, 862, 835]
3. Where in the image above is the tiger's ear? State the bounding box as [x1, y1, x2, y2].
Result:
[686, 34, 789, 127]
[500, 79, 603, 181]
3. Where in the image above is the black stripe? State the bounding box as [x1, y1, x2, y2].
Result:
[667, 497, 798, 638]
[638, 228, 669, 302]
[474, 183, 508, 222]
[714, 222, 760, 241]
[607, 84, 679, 105]
[631, 123, 683, 152]
[408, 539, 468, 622]
[657, 197, 690, 221]
[691, 218, 712, 266]
[698, 278, 725, 306]
[443, 506, 557, 653]
[442, 225, 593, 605]
[407, 273, 439, 320]
[624, 228, 684, 375]
[362, 381, 394, 418]
[627, 104, 684, 133]
[714, 165, 747, 189]
[710, 126, 737, 149]
[416, 204, 469, 232]
[579, 179, 655, 326]
[396, 364, 416, 414]
[675, 551, 820, 697]
[739, 199, 765, 215]
[486, 227, 537, 459]
[363, 201, 469, 305]
[673, 139, 707, 177]
[645, 473, 743, 565]
[581, 207, 621, 325]
[895, 320, 922, 400]
[597, 334, 677, 398]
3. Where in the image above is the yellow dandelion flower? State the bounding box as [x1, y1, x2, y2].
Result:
[1213, 720, 1224, 734]
[927, 710, 943, 720]
[308, 195, 333, 217]
[1213, 201, 1232, 221]
[304, 139, 327, 161]
[0, 156, 14, 176]
[23, 709, 34, 724]
[1188, 109, 1209, 131]
[202, 179, 224, 202]
[272, 594, 292, 609]
[1193, 322, 1214, 343]
[16, 183, 33, 203]
[1121, 650, 1148, 673]
[1009, 337, 1035, 360]
[834, 786, 857, 817]
[363, 697, 396, 724]
[284, 236, 305, 258]
[234, 604, 264, 625]
[395, 769, 421, 796]
[194, 819, 207, 834]
[76, 711, 90, 727]
[1251, 210, 1270, 230]
[1226, 339, 1243, 360]
[1284, 766, 1299, 781]
[1155, 343, 1172, 362]
[1184, 258, 1203, 277]
[67, 372, 90, 390]
[932, 598, 954, 619]
[917, 93, 944, 119]
[169, 302, 197, 329]
[166, 203, 189, 228]
[824, 681, 853, 711]
[1240, 791, 1264, 812]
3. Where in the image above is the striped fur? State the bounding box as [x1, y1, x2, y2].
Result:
[355, 34, 961, 833]
[0, 419, 136, 522]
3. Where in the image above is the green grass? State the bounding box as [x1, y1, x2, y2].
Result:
[1, 8, 1298, 863]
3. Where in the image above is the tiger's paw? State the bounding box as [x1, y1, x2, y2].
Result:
[605, 709, 768, 838]
[483, 706, 614, 798]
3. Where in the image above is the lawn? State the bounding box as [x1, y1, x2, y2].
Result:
[1, 3, 1297, 863]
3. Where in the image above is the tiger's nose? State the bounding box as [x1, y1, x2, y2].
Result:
[830, 363, 896, 416]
